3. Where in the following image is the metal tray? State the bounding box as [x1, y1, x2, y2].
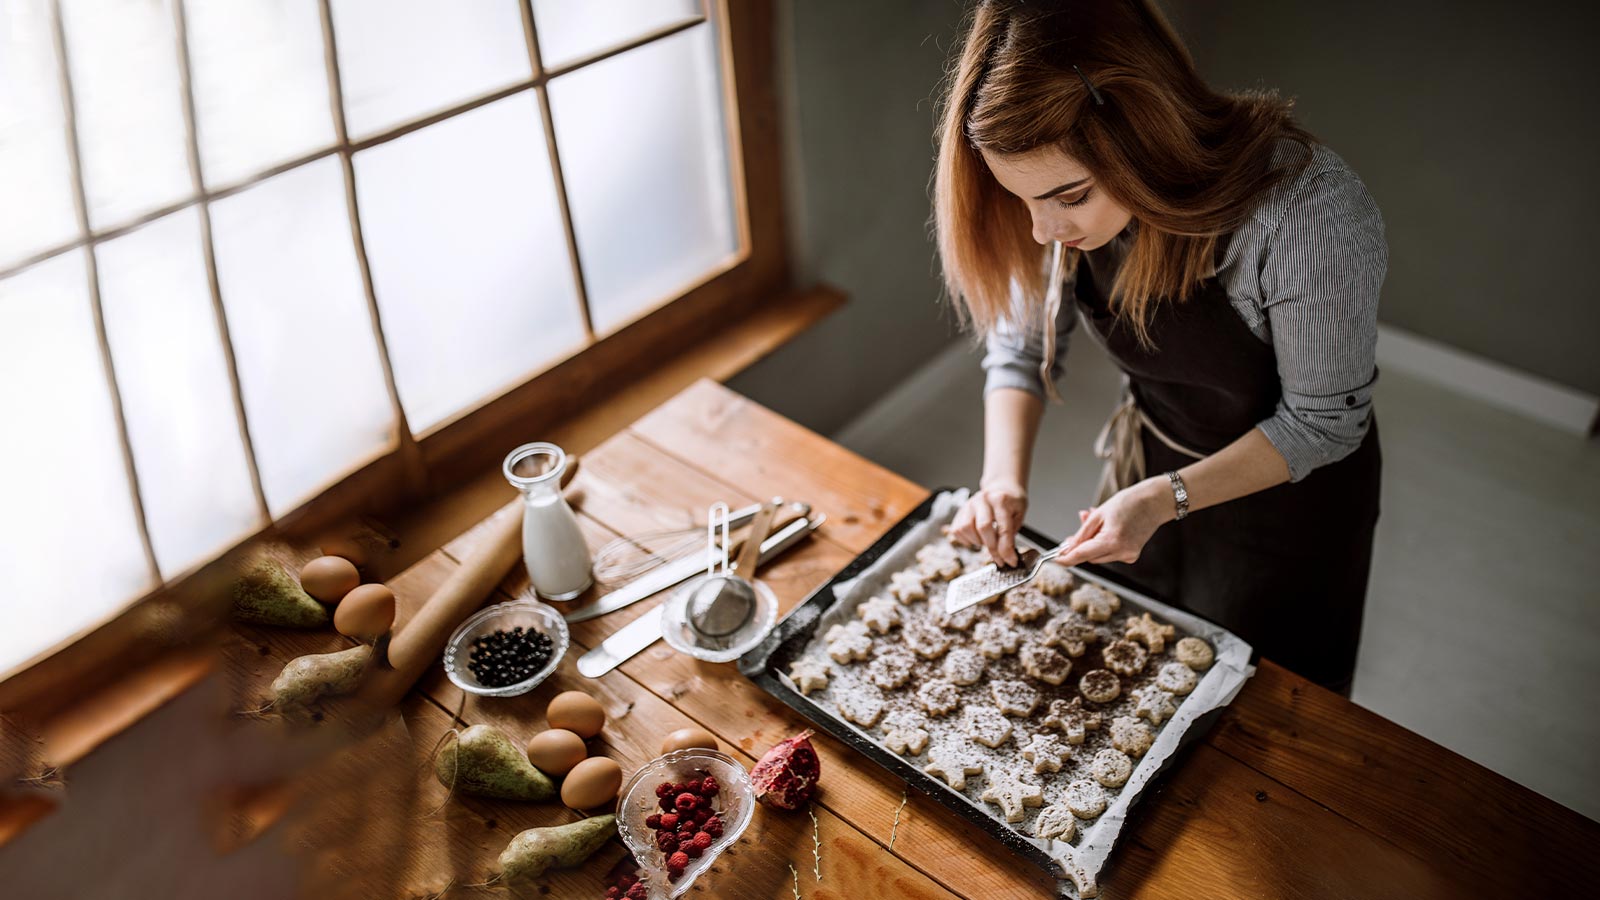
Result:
[738, 489, 1254, 896]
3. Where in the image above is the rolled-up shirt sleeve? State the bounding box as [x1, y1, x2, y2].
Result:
[980, 271, 1077, 399]
[1255, 171, 1388, 481]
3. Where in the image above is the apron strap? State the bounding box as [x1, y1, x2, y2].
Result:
[1092, 380, 1206, 504]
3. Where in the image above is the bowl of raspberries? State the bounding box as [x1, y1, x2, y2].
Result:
[614, 748, 755, 897]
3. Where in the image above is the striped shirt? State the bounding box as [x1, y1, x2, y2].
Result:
[981, 140, 1388, 482]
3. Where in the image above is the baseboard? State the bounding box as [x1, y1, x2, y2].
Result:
[1375, 324, 1600, 436]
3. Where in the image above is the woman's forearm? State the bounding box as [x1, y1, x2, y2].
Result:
[1132, 426, 1291, 523]
[981, 387, 1045, 492]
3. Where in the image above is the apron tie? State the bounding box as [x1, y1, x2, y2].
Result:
[1093, 381, 1207, 505]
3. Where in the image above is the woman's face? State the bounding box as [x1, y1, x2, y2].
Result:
[980, 145, 1132, 251]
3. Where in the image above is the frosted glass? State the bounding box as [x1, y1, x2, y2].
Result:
[183, 0, 336, 187]
[97, 208, 261, 576]
[208, 158, 394, 516]
[548, 23, 736, 335]
[354, 93, 585, 433]
[532, 0, 700, 69]
[330, 0, 530, 139]
[0, 251, 152, 673]
[0, 1, 80, 268]
[59, 0, 193, 230]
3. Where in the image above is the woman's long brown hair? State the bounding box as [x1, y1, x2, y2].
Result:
[934, 0, 1312, 345]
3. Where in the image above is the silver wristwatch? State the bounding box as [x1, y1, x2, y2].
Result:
[1165, 470, 1189, 520]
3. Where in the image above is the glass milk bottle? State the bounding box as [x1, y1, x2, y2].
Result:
[503, 442, 592, 601]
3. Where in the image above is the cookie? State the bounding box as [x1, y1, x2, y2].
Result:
[1175, 636, 1214, 670]
[1042, 697, 1103, 744]
[888, 569, 928, 604]
[1091, 748, 1133, 788]
[916, 543, 963, 580]
[1078, 669, 1121, 704]
[1032, 803, 1078, 841]
[989, 680, 1040, 717]
[1041, 612, 1099, 657]
[1155, 661, 1198, 695]
[902, 620, 953, 659]
[1069, 583, 1121, 622]
[941, 648, 986, 686]
[1019, 641, 1072, 685]
[1019, 732, 1072, 774]
[980, 768, 1044, 823]
[962, 704, 1014, 748]
[1064, 779, 1108, 819]
[824, 622, 872, 664]
[1034, 562, 1074, 596]
[1132, 684, 1178, 726]
[917, 679, 961, 716]
[1109, 715, 1154, 757]
[1002, 586, 1049, 623]
[1124, 612, 1176, 654]
[1102, 639, 1149, 676]
[881, 709, 930, 756]
[973, 620, 1022, 658]
[788, 656, 829, 695]
[868, 648, 916, 690]
[935, 602, 982, 631]
[923, 741, 984, 790]
[858, 596, 902, 634]
[835, 684, 885, 727]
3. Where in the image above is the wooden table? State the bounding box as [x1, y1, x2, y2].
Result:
[228, 379, 1599, 899]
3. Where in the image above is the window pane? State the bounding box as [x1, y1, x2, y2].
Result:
[97, 208, 260, 575]
[183, 0, 336, 188]
[548, 23, 737, 335]
[330, 0, 530, 139]
[354, 93, 584, 433]
[532, 0, 700, 70]
[209, 158, 394, 516]
[0, 251, 151, 673]
[59, 0, 193, 230]
[0, 1, 80, 268]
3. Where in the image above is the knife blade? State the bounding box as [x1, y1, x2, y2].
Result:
[576, 514, 825, 678]
[564, 500, 807, 623]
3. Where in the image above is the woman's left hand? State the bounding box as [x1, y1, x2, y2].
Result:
[1054, 477, 1175, 567]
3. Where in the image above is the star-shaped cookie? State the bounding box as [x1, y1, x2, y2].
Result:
[1019, 732, 1072, 774]
[881, 710, 930, 756]
[788, 656, 829, 695]
[1069, 582, 1121, 622]
[923, 741, 984, 789]
[1132, 684, 1178, 726]
[888, 570, 928, 604]
[858, 595, 902, 634]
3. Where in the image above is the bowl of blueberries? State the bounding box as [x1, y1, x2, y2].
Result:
[442, 596, 570, 697]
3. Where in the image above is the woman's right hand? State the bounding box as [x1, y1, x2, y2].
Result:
[949, 481, 1028, 567]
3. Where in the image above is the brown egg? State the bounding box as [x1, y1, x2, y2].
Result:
[560, 756, 622, 809]
[660, 727, 718, 754]
[546, 691, 605, 738]
[300, 556, 360, 603]
[334, 583, 396, 641]
[525, 729, 587, 777]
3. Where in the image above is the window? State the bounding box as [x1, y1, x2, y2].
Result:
[0, 0, 756, 675]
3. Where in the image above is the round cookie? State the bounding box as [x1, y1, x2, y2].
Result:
[1079, 669, 1121, 704]
[1102, 638, 1149, 676]
[1032, 803, 1077, 841]
[1064, 779, 1108, 819]
[1156, 660, 1198, 695]
[1175, 636, 1214, 670]
[1091, 749, 1133, 788]
[1109, 715, 1154, 758]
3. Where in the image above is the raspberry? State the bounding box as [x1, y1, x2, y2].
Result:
[675, 792, 698, 812]
[690, 806, 711, 825]
[658, 812, 679, 830]
[644, 814, 661, 829]
[686, 779, 703, 794]
[655, 782, 675, 799]
[683, 843, 703, 859]
[671, 782, 689, 794]
[699, 776, 720, 797]
[704, 816, 724, 838]
[659, 795, 676, 812]
[656, 832, 678, 852]
[678, 816, 698, 834]
[690, 831, 714, 850]
[668, 851, 689, 870]
[606, 888, 620, 899]
[626, 885, 647, 900]
[619, 875, 638, 889]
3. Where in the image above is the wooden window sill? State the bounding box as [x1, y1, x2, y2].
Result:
[0, 283, 844, 849]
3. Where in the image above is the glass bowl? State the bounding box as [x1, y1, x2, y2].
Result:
[442, 597, 570, 697]
[660, 573, 778, 663]
[616, 749, 755, 898]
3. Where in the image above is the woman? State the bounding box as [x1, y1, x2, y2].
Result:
[937, 0, 1385, 695]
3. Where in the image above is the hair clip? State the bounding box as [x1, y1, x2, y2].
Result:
[1073, 65, 1105, 106]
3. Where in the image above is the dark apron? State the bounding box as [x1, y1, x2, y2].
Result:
[1072, 245, 1381, 695]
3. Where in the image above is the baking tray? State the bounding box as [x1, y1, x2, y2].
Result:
[738, 488, 1256, 897]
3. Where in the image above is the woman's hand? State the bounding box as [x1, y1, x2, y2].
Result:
[950, 481, 1028, 567]
[1055, 477, 1175, 567]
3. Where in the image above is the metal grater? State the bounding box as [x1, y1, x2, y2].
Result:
[944, 546, 1062, 614]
